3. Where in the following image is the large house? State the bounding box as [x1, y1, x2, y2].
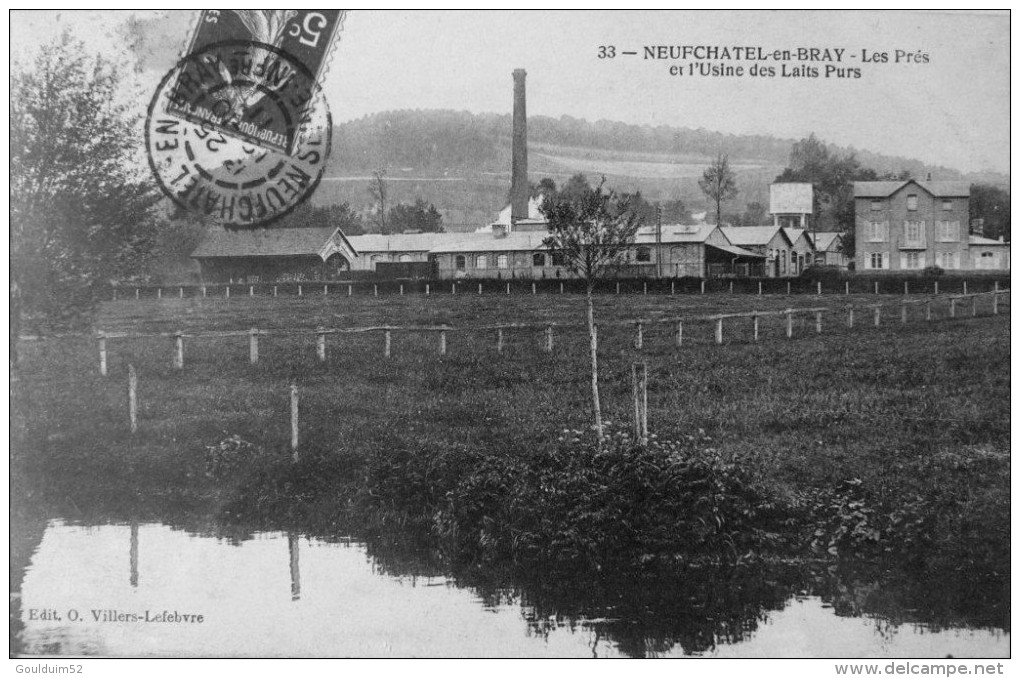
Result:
[854, 180, 1009, 271]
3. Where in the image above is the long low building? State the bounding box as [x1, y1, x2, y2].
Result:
[190, 222, 768, 283]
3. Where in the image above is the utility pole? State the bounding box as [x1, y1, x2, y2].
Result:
[655, 204, 663, 279]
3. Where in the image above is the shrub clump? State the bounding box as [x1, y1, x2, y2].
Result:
[432, 423, 795, 573]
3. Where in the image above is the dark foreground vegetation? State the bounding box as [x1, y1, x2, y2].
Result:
[11, 294, 1011, 649]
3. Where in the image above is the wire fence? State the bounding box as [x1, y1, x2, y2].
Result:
[79, 290, 1010, 375]
[108, 276, 1009, 301]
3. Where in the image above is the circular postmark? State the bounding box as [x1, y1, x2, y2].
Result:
[145, 40, 331, 228]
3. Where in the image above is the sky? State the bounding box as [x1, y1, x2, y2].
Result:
[9, 10, 1011, 175]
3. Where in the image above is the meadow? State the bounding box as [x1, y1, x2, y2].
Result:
[12, 290, 1011, 627]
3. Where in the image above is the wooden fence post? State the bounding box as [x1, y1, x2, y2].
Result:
[873, 306, 881, 327]
[901, 301, 908, 324]
[815, 311, 823, 334]
[752, 313, 759, 342]
[545, 326, 554, 353]
[729, 281, 733, 294]
[383, 330, 392, 358]
[644, 282, 648, 295]
[202, 286, 207, 298]
[290, 383, 299, 461]
[904, 281, 909, 296]
[400, 284, 404, 296]
[316, 327, 326, 362]
[926, 300, 932, 321]
[249, 285, 254, 297]
[848, 305, 854, 328]
[173, 332, 184, 369]
[634, 322, 643, 350]
[560, 282, 565, 294]
[963, 281, 968, 295]
[157, 288, 162, 299]
[845, 281, 850, 295]
[631, 362, 648, 446]
[934, 281, 939, 295]
[497, 328, 504, 354]
[972, 295, 978, 317]
[701, 280, 706, 295]
[439, 330, 447, 356]
[817, 281, 822, 296]
[128, 364, 138, 434]
[249, 328, 259, 364]
[135, 288, 140, 300]
[324, 285, 328, 296]
[992, 291, 999, 315]
[675, 321, 683, 347]
[715, 317, 724, 344]
[179, 287, 184, 299]
[671, 281, 676, 295]
[98, 332, 107, 376]
[785, 309, 793, 338]
[373, 284, 378, 297]
[616, 282, 620, 295]
[994, 281, 999, 293]
[225, 286, 230, 298]
[950, 298, 956, 318]
[347, 285, 352, 297]
[787, 281, 791, 296]
[478, 283, 483, 295]
[874, 281, 879, 295]
[506, 283, 510, 295]
[452, 283, 457, 295]
[425, 284, 430, 296]
[758, 281, 762, 296]
[273, 286, 278, 297]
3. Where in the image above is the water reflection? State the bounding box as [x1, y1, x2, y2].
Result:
[14, 521, 1008, 658]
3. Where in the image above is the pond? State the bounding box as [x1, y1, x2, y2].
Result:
[12, 520, 1009, 658]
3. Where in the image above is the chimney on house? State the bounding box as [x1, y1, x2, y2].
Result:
[511, 68, 529, 224]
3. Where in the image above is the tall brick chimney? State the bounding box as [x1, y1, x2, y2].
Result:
[510, 68, 529, 223]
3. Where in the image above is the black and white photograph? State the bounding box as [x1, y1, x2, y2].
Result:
[8, 9, 1011, 668]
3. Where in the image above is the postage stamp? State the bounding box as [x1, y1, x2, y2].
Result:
[146, 40, 331, 227]
[166, 10, 345, 153]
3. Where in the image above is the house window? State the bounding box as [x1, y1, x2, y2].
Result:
[942, 200, 953, 211]
[980, 251, 995, 269]
[937, 221, 960, 242]
[476, 255, 487, 269]
[532, 252, 546, 267]
[868, 221, 888, 242]
[904, 252, 922, 269]
[636, 246, 652, 263]
[906, 195, 918, 211]
[870, 200, 883, 211]
[903, 221, 925, 246]
[455, 255, 466, 271]
[938, 251, 957, 270]
[497, 254, 509, 269]
[869, 252, 885, 270]
[551, 252, 565, 266]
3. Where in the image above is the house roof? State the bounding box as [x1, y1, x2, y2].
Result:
[708, 242, 767, 259]
[969, 235, 1010, 246]
[634, 223, 719, 244]
[720, 225, 792, 247]
[809, 232, 842, 251]
[853, 180, 970, 199]
[782, 227, 812, 246]
[192, 226, 346, 259]
[428, 232, 550, 254]
[346, 232, 464, 252]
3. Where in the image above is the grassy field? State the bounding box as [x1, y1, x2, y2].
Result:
[12, 291, 1011, 627]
